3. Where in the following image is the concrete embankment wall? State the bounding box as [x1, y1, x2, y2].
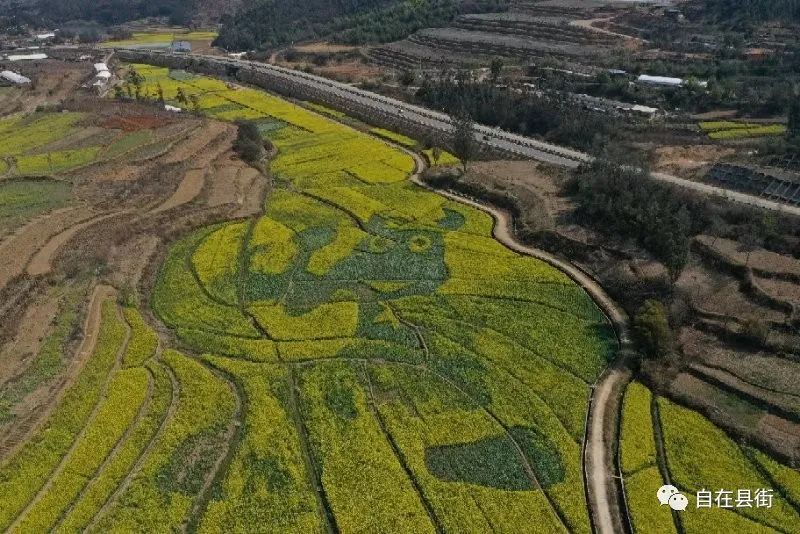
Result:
[116, 50, 508, 159]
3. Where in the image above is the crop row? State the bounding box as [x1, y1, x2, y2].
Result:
[297, 361, 437, 532]
[708, 124, 786, 139]
[191, 221, 248, 306]
[619, 382, 657, 475]
[94, 349, 236, 531]
[0, 299, 125, 530]
[153, 225, 260, 339]
[0, 113, 84, 157]
[197, 357, 322, 532]
[658, 397, 800, 531]
[121, 307, 159, 367]
[13, 368, 149, 532]
[58, 359, 172, 532]
[618, 382, 676, 534]
[0, 279, 89, 424]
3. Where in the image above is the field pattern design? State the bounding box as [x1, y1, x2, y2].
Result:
[136, 63, 618, 532]
[0, 64, 619, 533]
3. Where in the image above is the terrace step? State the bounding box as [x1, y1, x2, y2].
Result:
[452, 15, 620, 45]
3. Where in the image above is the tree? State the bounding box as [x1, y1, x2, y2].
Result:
[633, 300, 672, 358]
[399, 70, 415, 87]
[490, 58, 503, 83]
[125, 68, 144, 100]
[738, 232, 762, 268]
[450, 108, 476, 173]
[788, 96, 800, 140]
[742, 317, 770, 346]
[234, 120, 264, 163]
[431, 146, 442, 166]
[176, 87, 188, 105]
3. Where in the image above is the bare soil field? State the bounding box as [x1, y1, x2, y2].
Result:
[696, 235, 800, 279]
[0, 60, 94, 115]
[292, 42, 360, 54]
[756, 276, 800, 305]
[652, 145, 736, 180]
[0, 206, 96, 289]
[0, 290, 61, 388]
[0, 284, 114, 461]
[676, 263, 789, 324]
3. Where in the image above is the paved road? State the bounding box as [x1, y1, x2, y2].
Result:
[118, 49, 800, 217]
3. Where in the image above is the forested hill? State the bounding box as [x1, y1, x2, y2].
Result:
[0, 0, 237, 26]
[213, 0, 508, 51]
[692, 0, 800, 24]
[36, 0, 196, 24]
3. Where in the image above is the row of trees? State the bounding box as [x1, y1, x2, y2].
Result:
[694, 0, 800, 24]
[213, 0, 507, 51]
[414, 72, 616, 152]
[33, 0, 195, 25]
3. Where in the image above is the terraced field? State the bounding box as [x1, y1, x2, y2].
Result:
[3, 55, 800, 533]
[620, 382, 800, 534]
[101, 30, 218, 49]
[0, 110, 180, 181]
[0, 63, 618, 532]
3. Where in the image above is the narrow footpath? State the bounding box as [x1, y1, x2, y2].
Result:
[407, 153, 634, 534]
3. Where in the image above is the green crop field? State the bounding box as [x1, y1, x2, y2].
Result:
[619, 382, 800, 534]
[698, 120, 787, 139]
[3, 61, 799, 532]
[0, 110, 167, 182]
[0, 178, 72, 236]
[134, 62, 618, 531]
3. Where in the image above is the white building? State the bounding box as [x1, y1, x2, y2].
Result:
[6, 53, 48, 61]
[0, 70, 31, 85]
[637, 74, 708, 88]
[637, 74, 683, 86]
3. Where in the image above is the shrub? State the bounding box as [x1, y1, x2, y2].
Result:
[633, 300, 672, 358]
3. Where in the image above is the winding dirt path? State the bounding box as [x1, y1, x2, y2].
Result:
[0, 206, 95, 290]
[26, 212, 126, 277]
[406, 151, 633, 534]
